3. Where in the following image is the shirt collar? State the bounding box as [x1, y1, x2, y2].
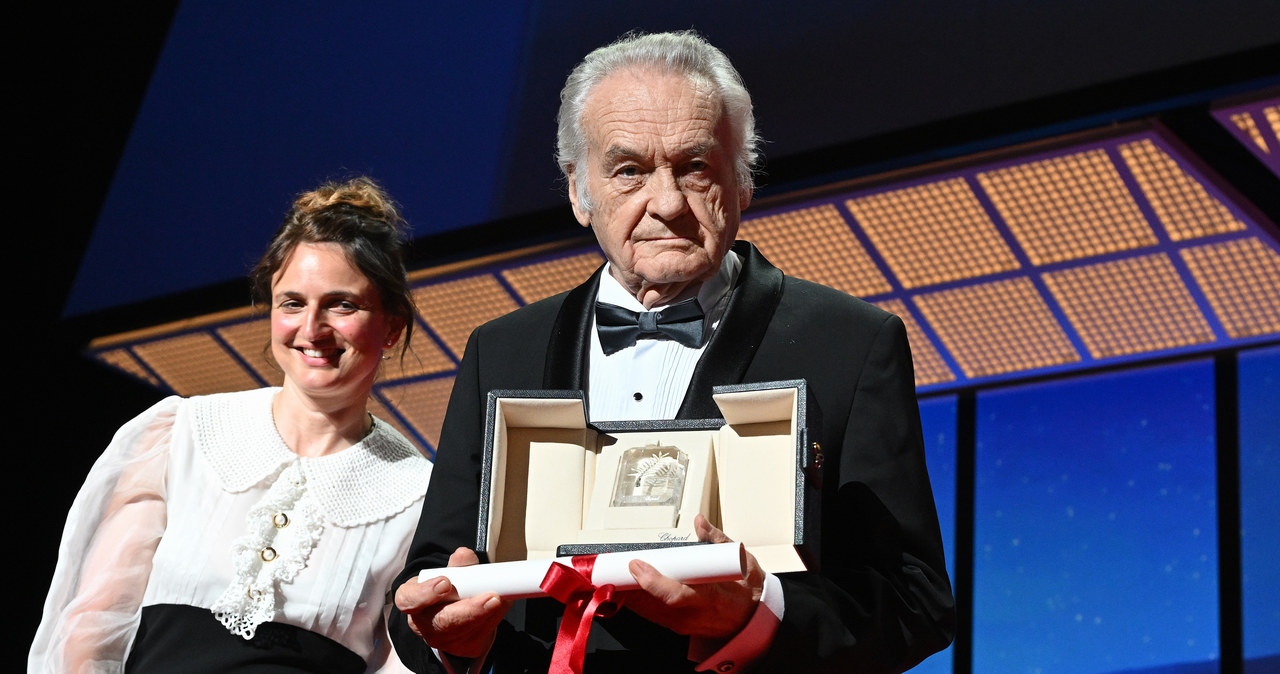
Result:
[597, 249, 741, 314]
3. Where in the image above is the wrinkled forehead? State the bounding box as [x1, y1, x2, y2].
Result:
[580, 67, 729, 157]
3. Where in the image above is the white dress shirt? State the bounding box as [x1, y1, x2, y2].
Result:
[584, 251, 785, 672]
[587, 251, 741, 422]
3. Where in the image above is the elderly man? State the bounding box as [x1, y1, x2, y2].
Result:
[391, 31, 955, 673]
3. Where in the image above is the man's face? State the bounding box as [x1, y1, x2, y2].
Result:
[569, 68, 750, 302]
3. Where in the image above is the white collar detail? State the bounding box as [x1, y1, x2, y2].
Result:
[190, 388, 431, 527]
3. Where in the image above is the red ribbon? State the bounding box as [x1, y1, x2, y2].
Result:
[539, 555, 623, 674]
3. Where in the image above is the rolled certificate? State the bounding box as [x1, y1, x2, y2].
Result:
[418, 542, 746, 599]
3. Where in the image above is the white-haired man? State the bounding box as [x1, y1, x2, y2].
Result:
[391, 31, 955, 673]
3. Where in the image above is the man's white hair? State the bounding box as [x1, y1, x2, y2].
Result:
[555, 30, 761, 215]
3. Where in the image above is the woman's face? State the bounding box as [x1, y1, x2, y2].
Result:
[269, 242, 401, 407]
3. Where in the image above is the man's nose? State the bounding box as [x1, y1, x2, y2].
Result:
[645, 169, 689, 221]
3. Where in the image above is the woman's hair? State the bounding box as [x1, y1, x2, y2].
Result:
[251, 176, 415, 353]
[555, 30, 761, 214]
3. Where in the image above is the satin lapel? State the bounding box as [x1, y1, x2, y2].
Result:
[676, 241, 785, 419]
[542, 265, 603, 391]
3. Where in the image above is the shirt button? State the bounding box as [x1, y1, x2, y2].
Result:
[633, 392, 643, 401]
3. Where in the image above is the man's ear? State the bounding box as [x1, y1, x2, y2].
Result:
[568, 170, 591, 227]
[738, 183, 753, 212]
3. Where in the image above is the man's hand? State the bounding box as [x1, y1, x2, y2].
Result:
[622, 514, 765, 640]
[393, 547, 511, 659]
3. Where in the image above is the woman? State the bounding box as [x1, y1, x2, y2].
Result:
[30, 177, 431, 673]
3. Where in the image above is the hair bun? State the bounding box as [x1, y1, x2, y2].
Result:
[293, 177, 405, 235]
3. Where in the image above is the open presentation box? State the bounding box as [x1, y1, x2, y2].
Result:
[476, 379, 822, 574]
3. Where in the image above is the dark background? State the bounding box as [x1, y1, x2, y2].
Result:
[18, 2, 1280, 669]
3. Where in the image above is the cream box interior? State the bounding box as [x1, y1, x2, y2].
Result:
[476, 380, 820, 574]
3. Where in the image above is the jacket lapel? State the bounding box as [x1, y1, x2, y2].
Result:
[676, 241, 785, 419]
[543, 265, 603, 391]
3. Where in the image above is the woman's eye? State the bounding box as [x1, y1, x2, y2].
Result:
[279, 299, 304, 311]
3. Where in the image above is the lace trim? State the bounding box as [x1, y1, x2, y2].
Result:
[210, 462, 324, 640]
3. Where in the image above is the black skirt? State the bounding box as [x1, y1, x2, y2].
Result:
[125, 604, 367, 673]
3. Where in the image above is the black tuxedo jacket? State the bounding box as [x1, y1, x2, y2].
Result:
[390, 242, 955, 673]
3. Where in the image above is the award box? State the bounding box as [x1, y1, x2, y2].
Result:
[476, 379, 822, 574]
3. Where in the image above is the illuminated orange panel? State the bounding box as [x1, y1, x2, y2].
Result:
[217, 317, 281, 386]
[846, 178, 1018, 289]
[413, 275, 520, 359]
[871, 298, 955, 386]
[740, 204, 892, 296]
[95, 348, 161, 387]
[381, 334, 458, 381]
[1180, 237, 1280, 339]
[133, 331, 262, 396]
[502, 250, 605, 304]
[389, 327, 459, 379]
[914, 278, 1079, 378]
[1229, 112, 1270, 154]
[1120, 138, 1246, 241]
[978, 149, 1155, 264]
[1043, 253, 1214, 359]
[380, 376, 457, 455]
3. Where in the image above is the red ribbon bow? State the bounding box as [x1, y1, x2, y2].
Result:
[539, 555, 623, 674]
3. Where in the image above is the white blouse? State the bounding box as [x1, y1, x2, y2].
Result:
[30, 387, 432, 673]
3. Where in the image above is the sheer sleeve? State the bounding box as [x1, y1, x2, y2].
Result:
[29, 396, 179, 674]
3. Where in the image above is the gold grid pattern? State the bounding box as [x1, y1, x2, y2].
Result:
[216, 317, 281, 386]
[96, 348, 161, 387]
[845, 178, 1018, 289]
[978, 149, 1156, 264]
[914, 278, 1080, 378]
[739, 204, 892, 296]
[1180, 237, 1280, 338]
[85, 125, 1280, 442]
[413, 275, 520, 359]
[501, 251, 604, 304]
[1043, 254, 1214, 359]
[382, 335, 458, 380]
[133, 332, 262, 396]
[381, 376, 457, 453]
[393, 330, 458, 379]
[1230, 112, 1270, 154]
[1120, 138, 1247, 241]
[871, 298, 955, 387]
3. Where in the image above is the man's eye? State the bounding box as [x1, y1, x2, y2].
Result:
[616, 165, 642, 178]
[687, 160, 708, 172]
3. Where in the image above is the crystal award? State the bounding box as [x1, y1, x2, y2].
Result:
[610, 442, 689, 512]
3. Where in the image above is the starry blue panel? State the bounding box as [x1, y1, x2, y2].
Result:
[973, 360, 1219, 673]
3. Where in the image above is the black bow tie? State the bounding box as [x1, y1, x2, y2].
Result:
[595, 298, 705, 355]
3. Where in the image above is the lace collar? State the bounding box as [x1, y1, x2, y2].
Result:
[189, 388, 431, 526]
